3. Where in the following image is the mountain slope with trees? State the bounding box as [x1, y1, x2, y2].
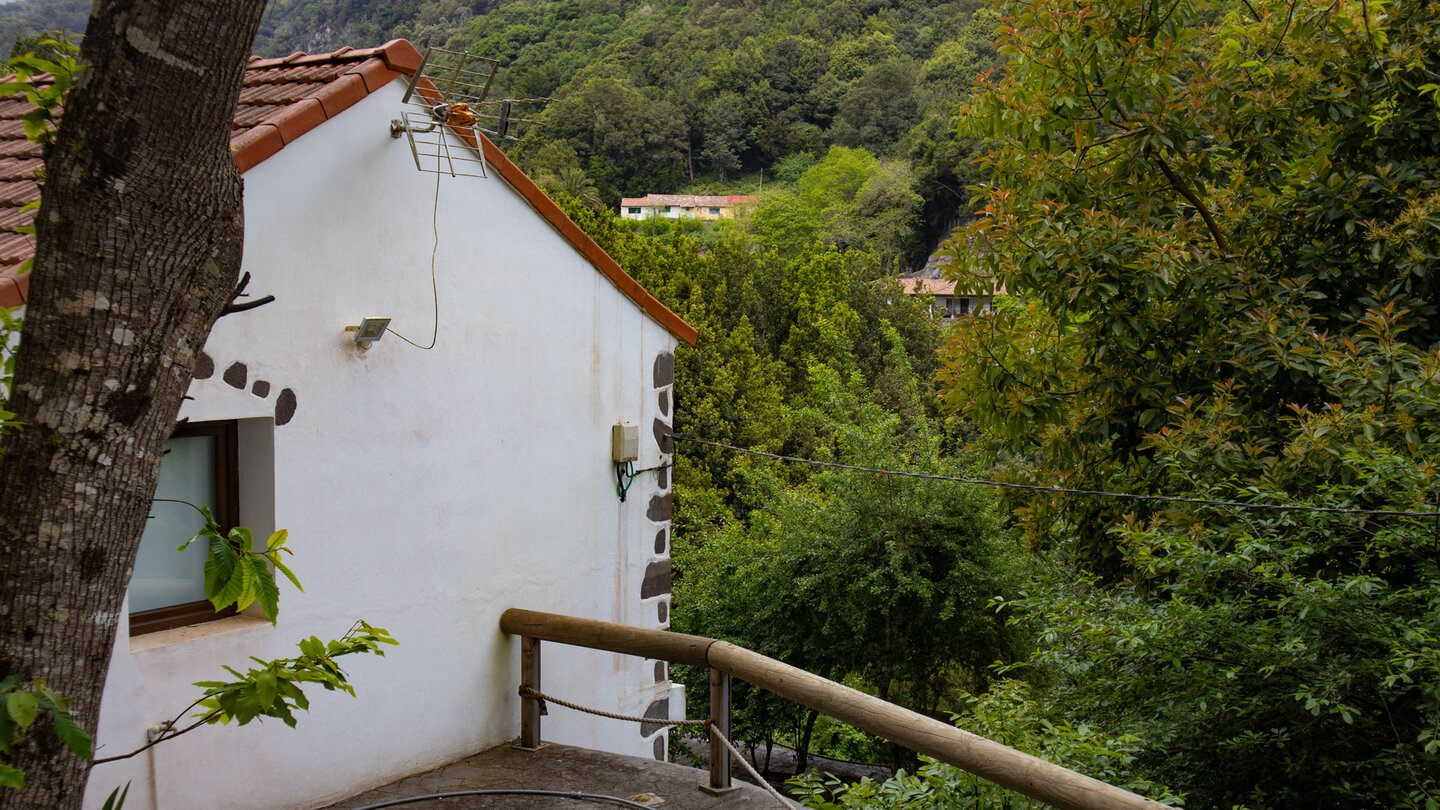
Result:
[0, 0, 1000, 261]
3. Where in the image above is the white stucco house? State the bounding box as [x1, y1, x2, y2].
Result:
[618, 193, 757, 221]
[0, 39, 696, 810]
[900, 277, 1002, 319]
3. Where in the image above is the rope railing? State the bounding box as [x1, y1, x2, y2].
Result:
[501, 608, 1169, 810]
[516, 684, 794, 808]
[517, 685, 712, 728]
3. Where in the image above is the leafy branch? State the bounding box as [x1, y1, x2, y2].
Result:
[90, 622, 397, 765]
[0, 678, 92, 789]
[157, 499, 301, 623]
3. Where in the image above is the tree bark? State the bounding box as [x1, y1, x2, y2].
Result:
[795, 707, 819, 775]
[0, 2, 267, 807]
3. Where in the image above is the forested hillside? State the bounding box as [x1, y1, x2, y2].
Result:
[0, 0, 491, 58]
[474, 0, 999, 246]
[1, 0, 998, 258]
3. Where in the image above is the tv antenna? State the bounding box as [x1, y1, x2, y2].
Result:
[390, 46, 551, 178]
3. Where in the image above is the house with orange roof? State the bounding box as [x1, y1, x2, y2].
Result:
[618, 193, 757, 221]
[901, 277, 1005, 319]
[0, 39, 695, 810]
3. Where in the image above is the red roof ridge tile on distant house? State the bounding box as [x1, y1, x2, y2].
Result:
[0, 40, 696, 345]
[618, 193, 758, 208]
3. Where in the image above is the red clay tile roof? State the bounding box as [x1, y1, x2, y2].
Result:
[900, 277, 1007, 297]
[0, 39, 696, 345]
[619, 194, 757, 209]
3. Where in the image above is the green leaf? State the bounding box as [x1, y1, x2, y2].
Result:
[208, 539, 248, 612]
[230, 556, 256, 612]
[248, 556, 280, 624]
[228, 526, 255, 552]
[50, 709, 91, 758]
[298, 636, 324, 660]
[0, 708, 15, 752]
[271, 557, 303, 593]
[100, 783, 130, 810]
[254, 669, 278, 708]
[6, 691, 37, 728]
[266, 529, 288, 551]
[0, 762, 23, 789]
[203, 532, 238, 602]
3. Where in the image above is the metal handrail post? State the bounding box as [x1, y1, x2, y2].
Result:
[519, 636, 542, 749]
[706, 668, 735, 793]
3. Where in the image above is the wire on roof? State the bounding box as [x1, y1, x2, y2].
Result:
[671, 433, 1440, 519]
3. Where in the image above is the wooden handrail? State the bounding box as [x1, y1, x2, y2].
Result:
[500, 608, 1168, 810]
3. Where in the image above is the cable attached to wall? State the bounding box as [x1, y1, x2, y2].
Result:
[615, 461, 637, 502]
[386, 158, 443, 350]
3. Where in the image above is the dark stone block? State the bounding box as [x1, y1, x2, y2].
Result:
[656, 465, 668, 489]
[653, 736, 666, 761]
[193, 352, 215, 380]
[658, 388, 670, 416]
[654, 529, 667, 555]
[657, 600, 668, 623]
[646, 493, 672, 522]
[640, 698, 671, 737]
[655, 662, 666, 683]
[251, 380, 271, 398]
[653, 352, 674, 388]
[653, 418, 672, 453]
[641, 560, 672, 599]
[222, 362, 247, 389]
[275, 387, 298, 426]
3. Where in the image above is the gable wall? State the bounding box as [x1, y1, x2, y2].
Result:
[84, 80, 680, 810]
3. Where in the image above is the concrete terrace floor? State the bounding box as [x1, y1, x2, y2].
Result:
[320, 741, 798, 810]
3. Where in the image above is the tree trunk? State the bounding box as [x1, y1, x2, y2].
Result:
[795, 707, 819, 775]
[0, 2, 267, 808]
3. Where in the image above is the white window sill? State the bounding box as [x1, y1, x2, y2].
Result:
[130, 612, 271, 653]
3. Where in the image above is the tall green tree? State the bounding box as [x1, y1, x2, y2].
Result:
[749, 145, 922, 265]
[941, 0, 1440, 562]
[675, 363, 1017, 770]
[935, 0, 1440, 805]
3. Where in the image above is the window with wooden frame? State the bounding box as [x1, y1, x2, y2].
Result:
[128, 420, 240, 635]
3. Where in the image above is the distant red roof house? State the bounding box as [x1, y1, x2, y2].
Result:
[618, 193, 757, 221]
[900, 276, 1006, 319]
[0, 40, 695, 344]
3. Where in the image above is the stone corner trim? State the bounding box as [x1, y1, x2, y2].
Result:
[653, 352, 674, 388]
[646, 493, 672, 522]
[641, 559, 672, 599]
[640, 697, 671, 737]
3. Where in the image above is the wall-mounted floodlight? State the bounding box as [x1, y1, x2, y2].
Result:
[347, 317, 391, 348]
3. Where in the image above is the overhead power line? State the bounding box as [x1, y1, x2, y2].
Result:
[671, 433, 1440, 519]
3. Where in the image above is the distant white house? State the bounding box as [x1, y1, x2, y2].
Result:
[901, 277, 1004, 319]
[619, 193, 758, 221]
[1, 39, 695, 810]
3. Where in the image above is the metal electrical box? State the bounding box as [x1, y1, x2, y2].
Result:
[611, 423, 639, 462]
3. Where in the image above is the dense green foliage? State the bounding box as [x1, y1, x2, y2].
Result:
[252, 0, 495, 55]
[496, 0, 1002, 246]
[914, 0, 1440, 806]
[1, 0, 1001, 260]
[0, 1, 87, 58]
[558, 196, 1016, 770]
[791, 681, 1182, 808]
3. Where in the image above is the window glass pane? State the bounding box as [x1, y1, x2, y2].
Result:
[128, 435, 216, 613]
